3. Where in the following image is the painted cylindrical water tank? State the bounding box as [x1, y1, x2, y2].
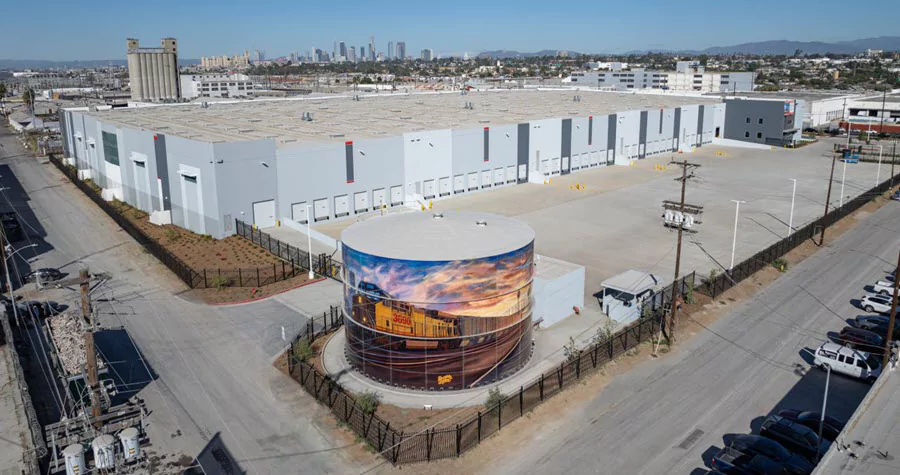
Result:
[92, 434, 116, 469]
[119, 427, 140, 461]
[341, 211, 534, 390]
[63, 444, 85, 475]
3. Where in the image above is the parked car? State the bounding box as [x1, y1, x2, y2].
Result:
[22, 268, 63, 284]
[711, 446, 793, 474]
[759, 415, 831, 462]
[872, 280, 896, 296]
[776, 410, 846, 442]
[858, 294, 893, 314]
[813, 342, 882, 382]
[838, 326, 886, 354]
[850, 315, 900, 340]
[0, 212, 23, 242]
[727, 434, 813, 474]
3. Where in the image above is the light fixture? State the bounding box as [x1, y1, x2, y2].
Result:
[359, 150, 366, 156]
[260, 161, 269, 167]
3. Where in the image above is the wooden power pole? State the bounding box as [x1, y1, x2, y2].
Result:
[820, 152, 838, 246]
[667, 160, 700, 344]
[882, 250, 900, 368]
[80, 267, 102, 424]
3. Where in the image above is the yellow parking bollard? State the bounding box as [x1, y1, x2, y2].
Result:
[429, 200, 433, 209]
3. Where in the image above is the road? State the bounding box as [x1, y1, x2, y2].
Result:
[0, 125, 360, 473]
[488, 199, 900, 474]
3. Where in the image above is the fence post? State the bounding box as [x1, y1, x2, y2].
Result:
[477, 411, 482, 442]
[203, 269, 207, 288]
[539, 373, 544, 401]
[282, 261, 286, 281]
[238, 268, 242, 287]
[575, 356, 581, 379]
[456, 423, 461, 457]
[519, 386, 524, 416]
[497, 400, 502, 430]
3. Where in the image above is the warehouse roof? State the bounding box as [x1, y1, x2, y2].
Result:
[78, 89, 719, 147]
[706, 91, 855, 104]
[341, 211, 535, 261]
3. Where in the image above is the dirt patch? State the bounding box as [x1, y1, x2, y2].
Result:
[188, 274, 319, 304]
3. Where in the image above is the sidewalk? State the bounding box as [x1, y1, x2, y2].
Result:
[0, 346, 29, 474]
[814, 365, 900, 475]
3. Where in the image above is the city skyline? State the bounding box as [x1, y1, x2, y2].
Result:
[2, 0, 898, 60]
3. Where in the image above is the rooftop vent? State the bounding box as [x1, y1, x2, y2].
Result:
[475, 220, 488, 227]
[432, 213, 444, 220]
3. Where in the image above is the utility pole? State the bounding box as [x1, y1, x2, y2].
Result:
[882, 250, 900, 368]
[666, 160, 700, 344]
[819, 152, 838, 246]
[80, 267, 102, 425]
[879, 89, 887, 135]
[891, 142, 896, 189]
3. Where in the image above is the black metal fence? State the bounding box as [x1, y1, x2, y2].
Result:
[282, 275, 698, 465]
[48, 154, 305, 289]
[698, 171, 900, 299]
[235, 219, 343, 282]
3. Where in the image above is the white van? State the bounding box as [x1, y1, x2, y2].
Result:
[813, 342, 881, 382]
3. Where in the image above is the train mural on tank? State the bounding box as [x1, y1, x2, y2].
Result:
[342, 242, 534, 390]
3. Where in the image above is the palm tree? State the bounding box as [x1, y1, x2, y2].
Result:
[0, 83, 7, 116]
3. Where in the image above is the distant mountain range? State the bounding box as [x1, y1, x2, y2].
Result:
[480, 36, 900, 58]
[477, 50, 581, 59]
[0, 58, 200, 69]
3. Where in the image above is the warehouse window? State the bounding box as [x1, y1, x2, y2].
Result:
[744, 132, 750, 138]
[746, 117, 751, 123]
[101, 131, 119, 166]
[757, 133, 762, 139]
[758, 118, 764, 125]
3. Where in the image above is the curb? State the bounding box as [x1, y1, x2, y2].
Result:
[207, 276, 328, 307]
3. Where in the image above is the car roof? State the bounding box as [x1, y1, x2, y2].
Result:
[820, 341, 868, 357]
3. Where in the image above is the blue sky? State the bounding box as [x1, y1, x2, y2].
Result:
[3, 0, 899, 60]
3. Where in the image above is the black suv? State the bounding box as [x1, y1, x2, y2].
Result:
[759, 416, 830, 461]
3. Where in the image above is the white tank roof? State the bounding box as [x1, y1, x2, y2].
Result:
[341, 211, 534, 261]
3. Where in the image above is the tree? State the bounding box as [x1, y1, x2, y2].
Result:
[22, 88, 35, 113]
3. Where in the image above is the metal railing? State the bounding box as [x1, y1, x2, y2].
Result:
[698, 171, 900, 299]
[235, 219, 343, 282]
[48, 154, 306, 289]
[282, 285, 687, 465]
[1, 310, 44, 473]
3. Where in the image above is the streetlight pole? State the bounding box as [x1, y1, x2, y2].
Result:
[839, 159, 847, 207]
[876, 145, 883, 186]
[801, 347, 830, 464]
[305, 205, 314, 279]
[1, 243, 36, 327]
[730, 200, 745, 270]
[788, 179, 797, 236]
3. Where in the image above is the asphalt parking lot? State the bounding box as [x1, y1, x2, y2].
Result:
[313, 138, 885, 311]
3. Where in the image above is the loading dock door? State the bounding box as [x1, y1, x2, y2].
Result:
[518, 164, 527, 181]
[354, 191, 369, 214]
[334, 195, 349, 217]
[606, 150, 614, 164]
[373, 188, 386, 209]
[481, 170, 492, 188]
[541, 159, 550, 175]
[494, 168, 504, 185]
[423, 179, 436, 199]
[550, 157, 560, 174]
[252, 199, 276, 229]
[291, 202, 308, 223]
[390, 185, 403, 206]
[467, 172, 478, 191]
[453, 175, 465, 193]
[439, 177, 451, 196]
[506, 165, 516, 183]
[314, 198, 330, 221]
[562, 156, 569, 172]
[571, 155, 579, 170]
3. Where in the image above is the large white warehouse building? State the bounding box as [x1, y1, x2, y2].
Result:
[58, 90, 725, 238]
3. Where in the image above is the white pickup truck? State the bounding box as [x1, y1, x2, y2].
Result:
[873, 280, 896, 296]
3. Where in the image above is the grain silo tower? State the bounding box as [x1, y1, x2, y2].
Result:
[126, 37, 180, 102]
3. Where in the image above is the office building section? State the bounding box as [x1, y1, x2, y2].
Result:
[565, 61, 754, 93]
[58, 91, 725, 239]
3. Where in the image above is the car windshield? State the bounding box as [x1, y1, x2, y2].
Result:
[867, 355, 880, 370]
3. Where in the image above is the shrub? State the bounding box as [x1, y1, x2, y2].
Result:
[684, 281, 695, 305]
[484, 387, 504, 411]
[293, 339, 314, 362]
[164, 229, 181, 241]
[356, 390, 381, 415]
[208, 275, 231, 290]
[707, 268, 719, 283]
[772, 258, 789, 272]
[563, 336, 580, 362]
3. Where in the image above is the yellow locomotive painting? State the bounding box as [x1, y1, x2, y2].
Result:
[352, 283, 459, 338]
